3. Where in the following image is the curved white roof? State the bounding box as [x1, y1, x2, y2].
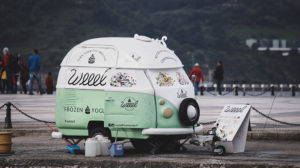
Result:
[60, 35, 183, 69]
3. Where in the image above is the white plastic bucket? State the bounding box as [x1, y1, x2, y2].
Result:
[85, 138, 98, 157]
[100, 138, 111, 156]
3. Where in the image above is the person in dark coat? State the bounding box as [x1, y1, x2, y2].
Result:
[18, 55, 29, 94]
[214, 61, 224, 95]
[45, 72, 53, 94]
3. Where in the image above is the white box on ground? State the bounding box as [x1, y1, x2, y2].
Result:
[215, 104, 251, 153]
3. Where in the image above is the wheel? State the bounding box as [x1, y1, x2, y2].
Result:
[131, 138, 158, 153]
[131, 136, 180, 154]
[90, 127, 110, 138]
[179, 98, 200, 126]
[214, 146, 225, 156]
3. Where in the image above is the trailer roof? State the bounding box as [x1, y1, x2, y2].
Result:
[60, 35, 183, 69]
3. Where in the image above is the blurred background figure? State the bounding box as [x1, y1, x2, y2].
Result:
[3, 47, 13, 93]
[10, 53, 21, 93]
[27, 49, 44, 95]
[189, 63, 205, 96]
[214, 61, 224, 96]
[45, 72, 53, 94]
[18, 54, 29, 94]
[0, 55, 5, 93]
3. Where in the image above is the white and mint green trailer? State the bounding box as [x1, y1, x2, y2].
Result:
[55, 35, 202, 152]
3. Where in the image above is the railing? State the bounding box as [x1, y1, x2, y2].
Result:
[198, 83, 299, 96]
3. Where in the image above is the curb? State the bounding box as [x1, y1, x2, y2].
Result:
[0, 158, 299, 168]
[248, 131, 300, 141]
[1, 129, 300, 141]
[0, 129, 51, 137]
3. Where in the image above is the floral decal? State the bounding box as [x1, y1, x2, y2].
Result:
[156, 72, 174, 86]
[110, 72, 136, 87]
[176, 72, 189, 85]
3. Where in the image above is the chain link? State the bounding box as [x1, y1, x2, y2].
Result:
[245, 89, 270, 97]
[251, 106, 300, 126]
[0, 104, 6, 110]
[10, 103, 55, 124]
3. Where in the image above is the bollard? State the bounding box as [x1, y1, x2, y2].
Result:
[271, 85, 275, 96]
[242, 84, 246, 96]
[292, 86, 295, 97]
[4, 102, 13, 129]
[234, 86, 238, 96]
[200, 86, 204, 96]
[213, 84, 217, 95]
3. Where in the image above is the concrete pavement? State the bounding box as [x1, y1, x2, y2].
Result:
[0, 94, 300, 167]
[0, 93, 299, 130]
[0, 136, 300, 167]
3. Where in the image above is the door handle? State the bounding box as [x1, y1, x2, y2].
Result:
[105, 97, 114, 101]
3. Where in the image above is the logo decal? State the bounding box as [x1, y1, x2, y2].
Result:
[88, 54, 95, 64]
[121, 97, 139, 111]
[177, 88, 187, 98]
[85, 106, 90, 114]
[64, 106, 103, 114]
[110, 72, 136, 87]
[156, 72, 174, 87]
[68, 68, 109, 86]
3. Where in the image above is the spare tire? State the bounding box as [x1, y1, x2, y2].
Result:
[179, 98, 200, 126]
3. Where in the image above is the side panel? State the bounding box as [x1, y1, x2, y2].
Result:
[56, 88, 105, 136]
[147, 68, 194, 128]
[104, 92, 156, 129]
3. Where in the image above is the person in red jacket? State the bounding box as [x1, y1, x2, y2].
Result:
[188, 63, 205, 96]
[45, 72, 54, 94]
[3, 47, 13, 93]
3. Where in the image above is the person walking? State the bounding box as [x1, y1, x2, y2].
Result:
[3, 47, 13, 93]
[45, 72, 53, 94]
[214, 61, 224, 95]
[27, 49, 44, 95]
[18, 54, 29, 94]
[188, 63, 205, 96]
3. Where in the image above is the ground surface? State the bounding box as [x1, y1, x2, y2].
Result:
[0, 93, 300, 167]
[0, 136, 300, 167]
[0, 93, 299, 130]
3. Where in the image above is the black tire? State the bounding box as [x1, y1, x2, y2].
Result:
[131, 138, 157, 153]
[179, 98, 200, 126]
[90, 127, 110, 138]
[131, 136, 180, 154]
[215, 146, 225, 156]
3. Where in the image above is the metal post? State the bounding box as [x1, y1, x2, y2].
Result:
[4, 102, 13, 129]
[271, 86, 275, 96]
[242, 84, 246, 96]
[292, 86, 295, 97]
[234, 86, 238, 96]
[200, 86, 204, 96]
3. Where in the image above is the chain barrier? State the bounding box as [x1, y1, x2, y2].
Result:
[205, 89, 234, 96]
[10, 104, 55, 124]
[221, 89, 234, 96]
[0, 104, 6, 110]
[251, 106, 300, 126]
[1, 102, 299, 126]
[199, 106, 300, 127]
[206, 91, 217, 96]
[245, 89, 270, 97]
[0, 102, 55, 124]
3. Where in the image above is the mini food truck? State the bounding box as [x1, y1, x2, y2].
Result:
[55, 34, 202, 152]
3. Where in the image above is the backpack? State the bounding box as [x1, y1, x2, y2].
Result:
[8, 54, 21, 73]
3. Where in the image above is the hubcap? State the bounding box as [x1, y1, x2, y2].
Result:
[187, 105, 197, 120]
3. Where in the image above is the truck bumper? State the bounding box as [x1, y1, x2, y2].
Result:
[141, 125, 203, 135]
